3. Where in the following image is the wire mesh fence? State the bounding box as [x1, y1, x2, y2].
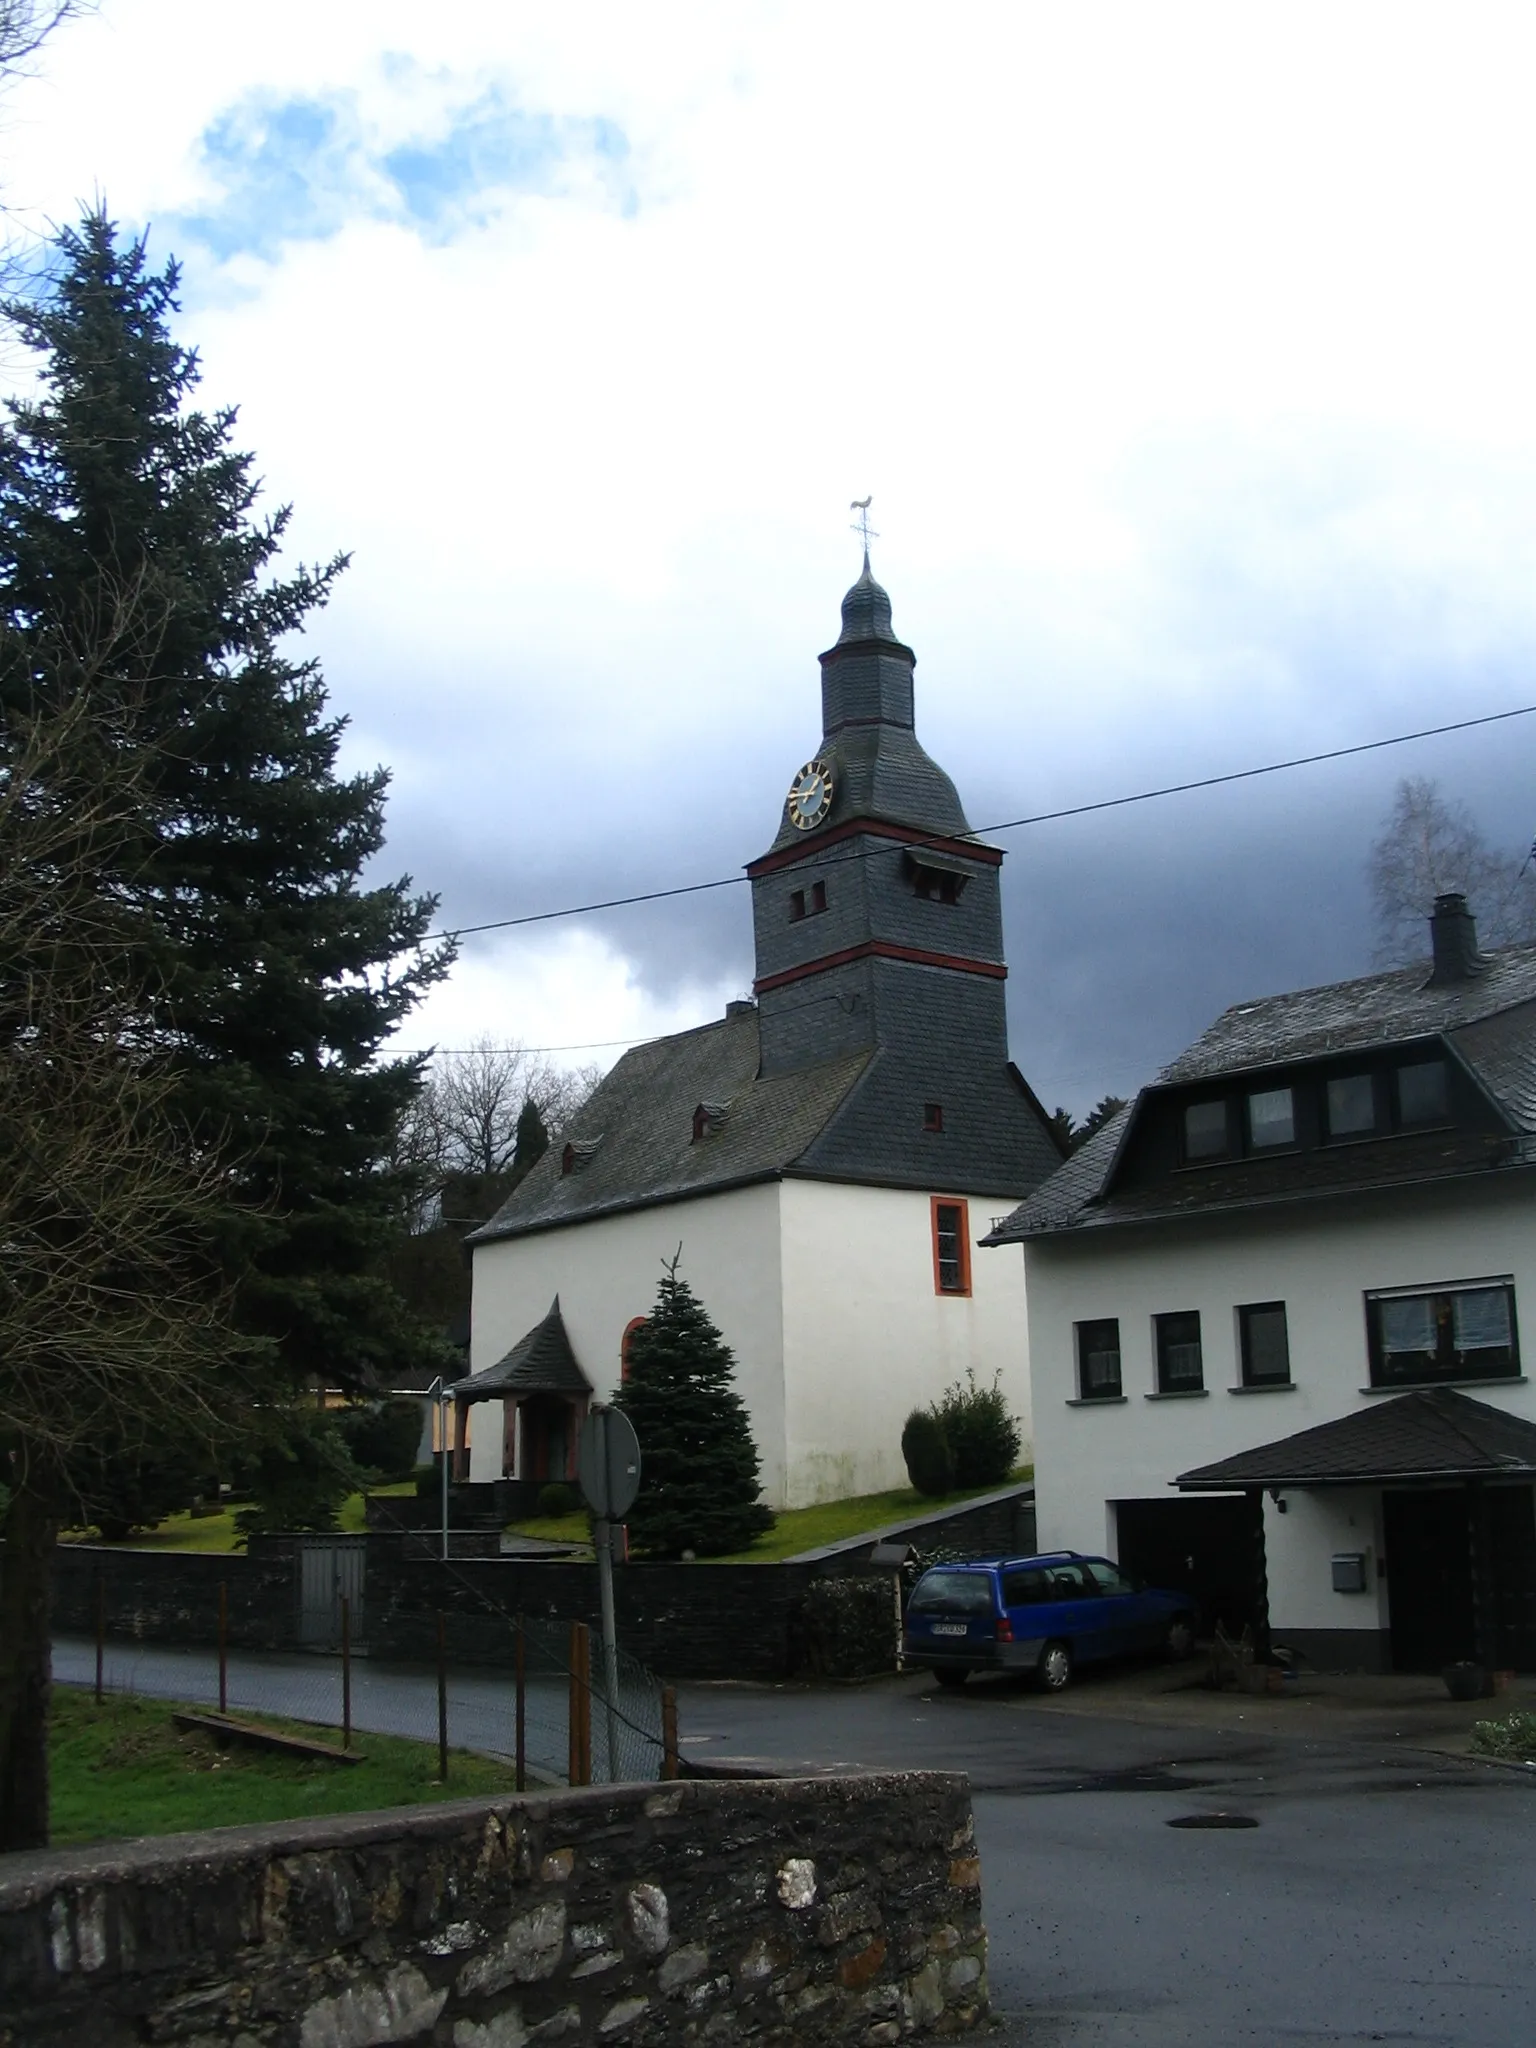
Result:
[57, 1609, 670, 1789]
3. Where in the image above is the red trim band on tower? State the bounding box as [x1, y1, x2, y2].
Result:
[753, 939, 1008, 995]
[746, 820, 1004, 878]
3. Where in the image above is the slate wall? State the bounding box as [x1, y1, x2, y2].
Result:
[366, 1540, 820, 1681]
[0, 1774, 989, 2046]
[49, 1539, 301, 1652]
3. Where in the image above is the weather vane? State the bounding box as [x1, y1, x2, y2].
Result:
[849, 496, 878, 557]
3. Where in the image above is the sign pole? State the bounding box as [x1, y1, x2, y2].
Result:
[576, 1404, 642, 1788]
[595, 1515, 621, 1782]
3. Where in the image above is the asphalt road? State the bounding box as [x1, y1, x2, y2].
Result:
[53, 1639, 1536, 2045]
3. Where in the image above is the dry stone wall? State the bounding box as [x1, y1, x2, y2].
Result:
[0, 1773, 988, 2046]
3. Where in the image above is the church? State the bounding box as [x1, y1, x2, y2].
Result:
[458, 550, 1063, 1508]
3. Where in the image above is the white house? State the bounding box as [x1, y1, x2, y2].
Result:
[985, 893, 1536, 1674]
[457, 556, 1063, 1509]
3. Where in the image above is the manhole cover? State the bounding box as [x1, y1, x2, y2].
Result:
[1166, 1812, 1259, 1829]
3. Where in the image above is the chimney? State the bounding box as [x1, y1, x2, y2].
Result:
[1427, 892, 1483, 986]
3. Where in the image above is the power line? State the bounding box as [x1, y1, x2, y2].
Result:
[421, 701, 1536, 946]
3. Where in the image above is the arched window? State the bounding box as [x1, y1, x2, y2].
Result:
[621, 1316, 647, 1382]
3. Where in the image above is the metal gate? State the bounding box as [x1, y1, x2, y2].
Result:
[296, 1536, 367, 1648]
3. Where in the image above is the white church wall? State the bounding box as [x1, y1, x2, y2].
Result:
[777, 1178, 1032, 1510]
[466, 1184, 788, 1501]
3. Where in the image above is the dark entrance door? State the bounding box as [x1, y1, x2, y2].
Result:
[1114, 1496, 1255, 1635]
[1386, 1484, 1536, 1671]
[1383, 1488, 1473, 1671]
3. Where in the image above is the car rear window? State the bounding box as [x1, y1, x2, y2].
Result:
[1002, 1568, 1050, 1605]
[908, 1571, 996, 1616]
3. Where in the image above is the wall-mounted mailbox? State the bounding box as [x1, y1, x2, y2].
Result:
[1331, 1551, 1369, 1594]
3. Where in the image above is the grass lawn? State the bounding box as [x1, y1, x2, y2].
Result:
[50, 1687, 523, 1843]
[61, 1483, 417, 1554]
[507, 1468, 1034, 1563]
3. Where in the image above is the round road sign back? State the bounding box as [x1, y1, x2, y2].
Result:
[578, 1405, 642, 1520]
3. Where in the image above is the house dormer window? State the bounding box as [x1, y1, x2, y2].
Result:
[1245, 1086, 1295, 1149]
[1182, 1100, 1229, 1160]
[561, 1137, 603, 1175]
[1325, 1073, 1378, 1140]
[1396, 1058, 1449, 1126]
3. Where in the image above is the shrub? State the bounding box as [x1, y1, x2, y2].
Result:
[935, 1370, 1021, 1488]
[1470, 1710, 1536, 1760]
[537, 1482, 580, 1519]
[901, 1409, 955, 1498]
[797, 1576, 900, 1678]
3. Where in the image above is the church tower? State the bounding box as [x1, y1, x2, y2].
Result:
[747, 553, 1061, 1194]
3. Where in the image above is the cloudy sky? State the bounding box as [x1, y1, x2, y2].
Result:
[9, 2, 1536, 1115]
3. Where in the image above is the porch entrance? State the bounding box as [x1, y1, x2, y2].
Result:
[1384, 1485, 1536, 1673]
[519, 1393, 576, 1484]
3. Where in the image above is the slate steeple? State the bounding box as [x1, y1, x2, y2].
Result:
[744, 554, 1061, 1194]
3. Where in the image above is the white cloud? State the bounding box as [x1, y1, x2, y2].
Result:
[9, 2, 1536, 1106]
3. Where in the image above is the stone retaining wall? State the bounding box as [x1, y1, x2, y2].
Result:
[0, 1774, 988, 2046]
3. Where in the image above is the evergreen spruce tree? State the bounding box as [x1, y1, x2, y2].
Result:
[0, 210, 453, 1394]
[616, 1257, 774, 1558]
[0, 211, 453, 1843]
[511, 1095, 550, 1182]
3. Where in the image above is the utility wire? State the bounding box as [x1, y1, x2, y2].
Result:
[423, 702, 1536, 946]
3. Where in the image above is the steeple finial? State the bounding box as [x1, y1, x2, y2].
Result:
[849, 495, 878, 569]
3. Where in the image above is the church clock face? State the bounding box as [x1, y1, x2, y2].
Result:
[786, 757, 835, 832]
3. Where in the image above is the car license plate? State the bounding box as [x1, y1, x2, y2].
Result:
[931, 1622, 968, 1637]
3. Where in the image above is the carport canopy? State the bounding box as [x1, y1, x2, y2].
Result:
[1174, 1386, 1536, 1491]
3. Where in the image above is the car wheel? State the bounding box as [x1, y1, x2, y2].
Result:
[1165, 1613, 1197, 1662]
[935, 1667, 970, 1690]
[1038, 1641, 1072, 1692]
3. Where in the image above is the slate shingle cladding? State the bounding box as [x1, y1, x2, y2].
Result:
[1175, 1387, 1536, 1488]
[988, 933, 1536, 1244]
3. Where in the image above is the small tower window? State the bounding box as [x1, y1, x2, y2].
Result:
[923, 1102, 944, 1133]
[907, 852, 969, 904]
[931, 1197, 972, 1296]
[788, 881, 827, 923]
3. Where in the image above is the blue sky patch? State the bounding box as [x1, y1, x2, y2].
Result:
[173, 81, 634, 265]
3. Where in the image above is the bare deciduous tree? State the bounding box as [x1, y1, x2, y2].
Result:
[1369, 776, 1536, 966]
[0, 691, 250, 1848]
[420, 1036, 600, 1185]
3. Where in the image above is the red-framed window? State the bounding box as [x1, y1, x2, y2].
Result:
[621, 1316, 647, 1382]
[930, 1196, 972, 1297]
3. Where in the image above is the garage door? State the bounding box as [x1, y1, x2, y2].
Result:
[1114, 1496, 1255, 1635]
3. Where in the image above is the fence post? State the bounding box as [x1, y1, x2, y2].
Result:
[579, 1624, 593, 1786]
[436, 1611, 449, 1783]
[341, 1595, 352, 1751]
[568, 1621, 592, 1787]
[94, 1573, 105, 1706]
[515, 1615, 526, 1794]
[661, 1685, 679, 1781]
[217, 1580, 228, 1716]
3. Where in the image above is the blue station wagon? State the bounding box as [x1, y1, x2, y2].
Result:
[902, 1552, 1199, 1692]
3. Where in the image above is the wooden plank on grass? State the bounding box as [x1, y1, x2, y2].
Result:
[171, 1710, 362, 1764]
